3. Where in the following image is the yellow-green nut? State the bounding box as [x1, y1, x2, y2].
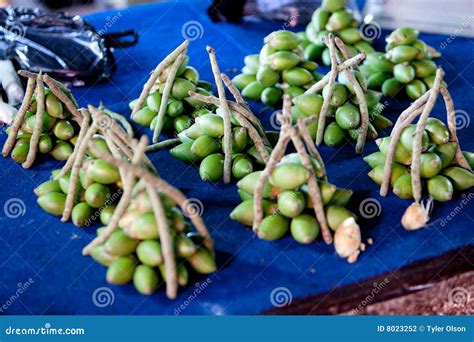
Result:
[366, 72, 390, 90]
[365, 52, 394, 74]
[105, 229, 138, 256]
[182, 66, 200, 84]
[354, 41, 375, 54]
[24, 113, 57, 133]
[284, 86, 305, 97]
[232, 73, 256, 90]
[176, 233, 197, 258]
[171, 141, 200, 163]
[382, 78, 403, 97]
[51, 141, 73, 161]
[256, 66, 280, 88]
[399, 125, 429, 152]
[425, 118, 449, 145]
[261, 87, 282, 108]
[187, 247, 217, 274]
[406, 79, 427, 100]
[87, 137, 110, 159]
[427, 175, 454, 202]
[462, 151, 474, 169]
[167, 99, 185, 118]
[412, 39, 428, 59]
[244, 54, 260, 71]
[169, 207, 186, 232]
[311, 8, 330, 31]
[368, 163, 409, 186]
[363, 151, 386, 168]
[191, 135, 220, 158]
[199, 153, 224, 181]
[87, 159, 120, 185]
[174, 115, 192, 133]
[128, 99, 139, 111]
[277, 190, 306, 218]
[71, 202, 93, 227]
[323, 122, 346, 147]
[129, 212, 159, 240]
[241, 81, 265, 101]
[45, 93, 64, 118]
[11, 142, 29, 163]
[293, 93, 324, 116]
[335, 103, 360, 129]
[302, 181, 336, 207]
[291, 214, 320, 244]
[265, 30, 301, 51]
[282, 67, 313, 87]
[232, 156, 253, 179]
[52, 120, 75, 141]
[146, 91, 162, 112]
[38, 134, 53, 153]
[100, 204, 116, 226]
[338, 70, 366, 95]
[237, 189, 253, 202]
[430, 142, 457, 168]
[326, 10, 353, 31]
[393, 63, 415, 84]
[247, 145, 273, 165]
[132, 107, 156, 127]
[442, 166, 474, 191]
[106, 256, 137, 285]
[376, 136, 412, 165]
[412, 59, 437, 78]
[58, 173, 71, 194]
[338, 27, 362, 44]
[299, 60, 318, 72]
[322, 0, 348, 11]
[133, 265, 159, 295]
[304, 43, 324, 61]
[325, 205, 355, 231]
[269, 162, 310, 190]
[196, 114, 224, 138]
[37, 192, 66, 216]
[90, 244, 118, 267]
[172, 78, 196, 99]
[386, 27, 418, 46]
[136, 240, 163, 266]
[257, 214, 290, 240]
[323, 82, 348, 108]
[371, 112, 393, 131]
[34, 179, 61, 197]
[387, 45, 419, 63]
[230, 199, 276, 226]
[237, 171, 275, 199]
[232, 127, 249, 153]
[329, 188, 353, 206]
[392, 174, 413, 199]
[420, 152, 442, 178]
[268, 51, 301, 71]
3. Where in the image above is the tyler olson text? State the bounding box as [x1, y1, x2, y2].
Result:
[427, 325, 466, 333]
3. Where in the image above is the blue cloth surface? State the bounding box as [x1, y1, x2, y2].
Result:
[0, 1, 473, 315]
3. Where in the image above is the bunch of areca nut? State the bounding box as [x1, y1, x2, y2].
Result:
[129, 40, 214, 143]
[295, 34, 391, 153]
[301, 0, 374, 66]
[163, 46, 272, 183]
[2, 71, 83, 167]
[232, 30, 323, 108]
[360, 27, 441, 100]
[231, 95, 363, 263]
[365, 69, 473, 230]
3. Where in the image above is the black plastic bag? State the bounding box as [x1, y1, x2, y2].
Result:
[0, 6, 138, 86]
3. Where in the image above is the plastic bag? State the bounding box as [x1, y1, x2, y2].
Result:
[0, 6, 138, 86]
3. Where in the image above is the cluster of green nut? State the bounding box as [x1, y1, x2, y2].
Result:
[360, 27, 439, 100]
[89, 190, 217, 295]
[170, 109, 271, 182]
[9, 89, 78, 163]
[232, 30, 323, 108]
[129, 56, 213, 134]
[231, 153, 356, 243]
[302, 0, 374, 66]
[365, 118, 474, 201]
[290, 78, 392, 146]
[34, 137, 120, 227]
